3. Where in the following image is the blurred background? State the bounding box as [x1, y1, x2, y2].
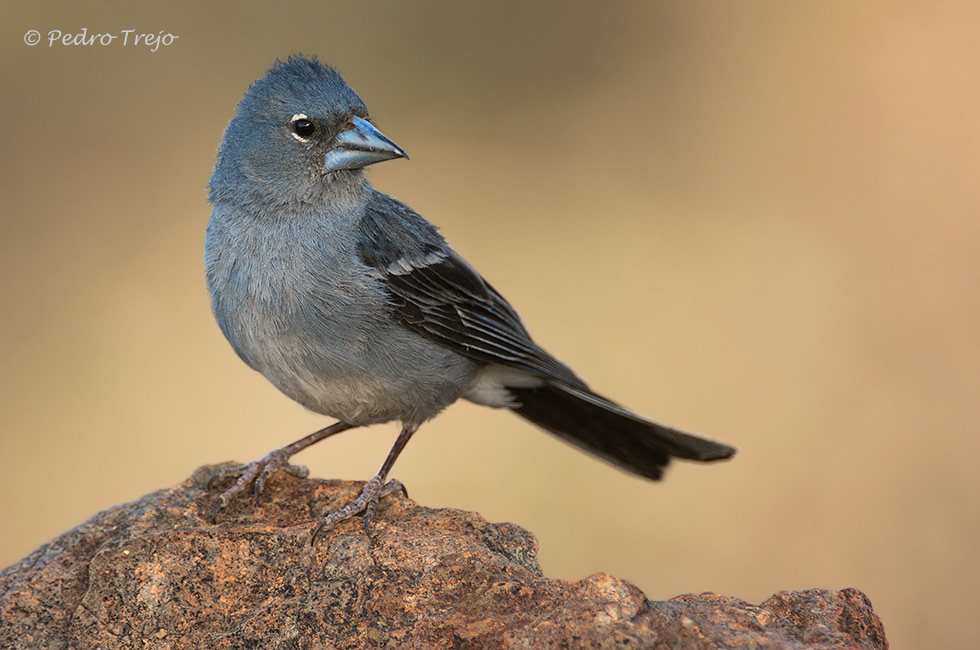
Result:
[2, 1, 977, 647]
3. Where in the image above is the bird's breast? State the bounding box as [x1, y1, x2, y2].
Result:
[205, 209, 479, 425]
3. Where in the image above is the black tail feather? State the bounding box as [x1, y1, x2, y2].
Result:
[510, 383, 736, 481]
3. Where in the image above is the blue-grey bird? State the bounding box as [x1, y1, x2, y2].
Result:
[205, 57, 736, 538]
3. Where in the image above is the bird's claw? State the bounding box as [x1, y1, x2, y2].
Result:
[207, 449, 309, 522]
[311, 477, 403, 545]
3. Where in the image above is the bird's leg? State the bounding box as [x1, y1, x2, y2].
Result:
[208, 421, 355, 522]
[311, 423, 418, 544]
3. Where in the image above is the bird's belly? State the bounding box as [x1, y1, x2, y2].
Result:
[228, 294, 479, 426]
[207, 230, 481, 426]
[261, 327, 479, 426]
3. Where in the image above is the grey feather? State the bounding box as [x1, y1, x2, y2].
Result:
[206, 56, 736, 484]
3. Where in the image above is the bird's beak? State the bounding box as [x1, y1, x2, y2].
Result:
[323, 115, 409, 173]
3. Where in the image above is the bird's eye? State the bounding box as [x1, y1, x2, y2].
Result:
[290, 115, 315, 140]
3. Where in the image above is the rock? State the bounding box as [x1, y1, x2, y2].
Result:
[0, 465, 887, 649]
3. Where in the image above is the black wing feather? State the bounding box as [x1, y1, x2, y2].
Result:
[383, 250, 586, 385]
[356, 191, 737, 480]
[358, 192, 585, 387]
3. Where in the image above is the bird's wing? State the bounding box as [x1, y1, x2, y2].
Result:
[357, 192, 586, 388]
[356, 193, 737, 478]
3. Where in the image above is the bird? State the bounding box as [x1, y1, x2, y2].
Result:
[205, 56, 736, 540]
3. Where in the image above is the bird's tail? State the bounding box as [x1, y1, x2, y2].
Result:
[509, 383, 736, 480]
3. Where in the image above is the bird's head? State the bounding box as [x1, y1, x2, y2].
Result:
[209, 56, 407, 208]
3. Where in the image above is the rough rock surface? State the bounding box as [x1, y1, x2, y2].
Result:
[1, 465, 888, 649]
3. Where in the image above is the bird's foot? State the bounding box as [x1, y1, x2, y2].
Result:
[311, 476, 404, 544]
[207, 449, 309, 522]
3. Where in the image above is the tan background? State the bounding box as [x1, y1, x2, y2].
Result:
[2, 2, 978, 648]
